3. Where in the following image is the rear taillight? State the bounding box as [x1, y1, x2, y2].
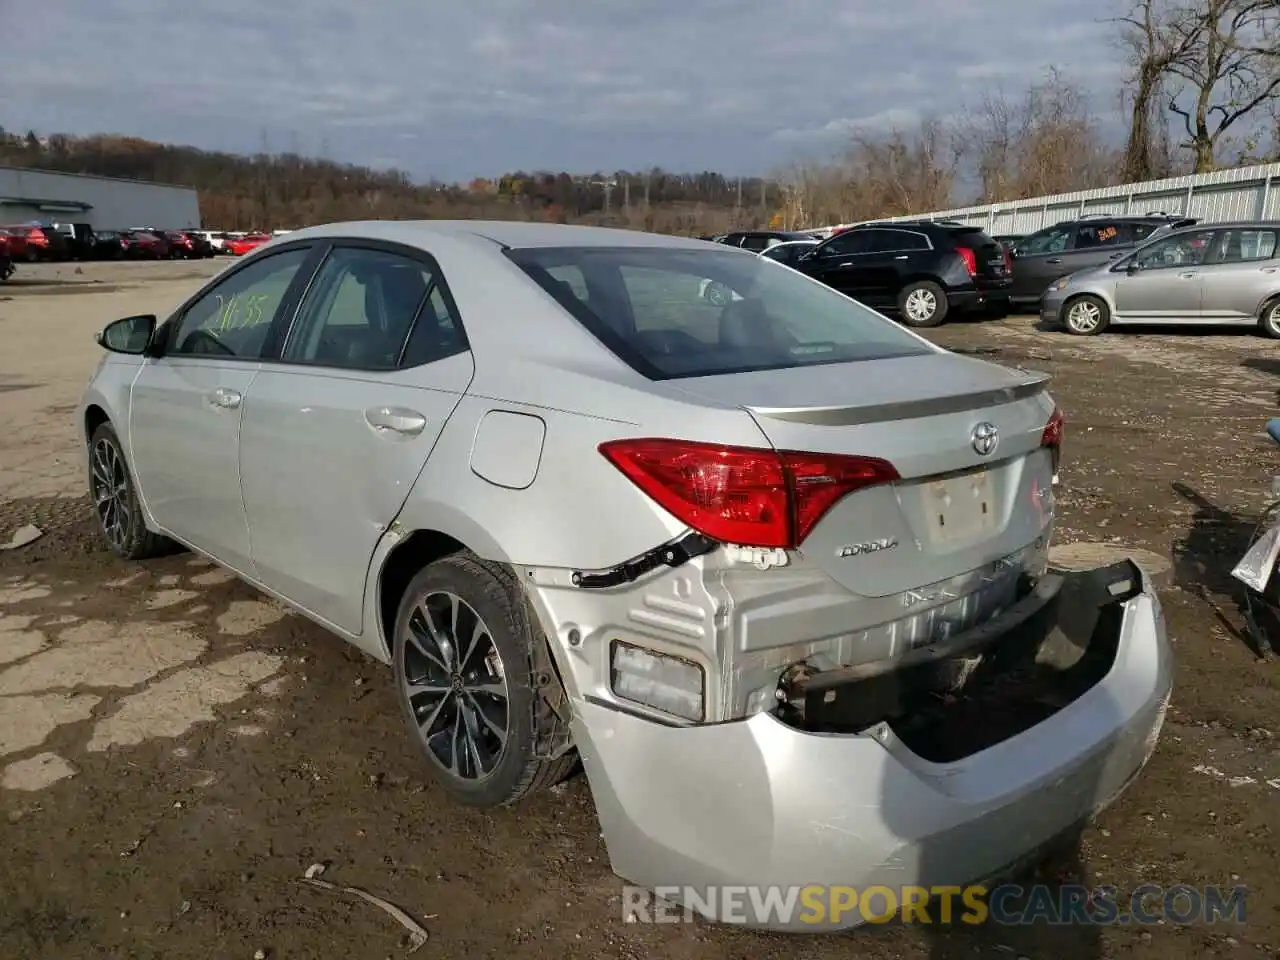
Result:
[956, 246, 977, 276]
[598, 438, 899, 549]
[1002, 247, 1013, 272]
[1041, 407, 1065, 476]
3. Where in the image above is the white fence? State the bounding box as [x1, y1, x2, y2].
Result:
[815, 161, 1280, 237]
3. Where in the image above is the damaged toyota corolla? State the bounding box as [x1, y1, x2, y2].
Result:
[79, 220, 1171, 931]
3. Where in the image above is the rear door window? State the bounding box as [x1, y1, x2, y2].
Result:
[1018, 225, 1073, 255]
[817, 231, 873, 257]
[283, 246, 438, 370]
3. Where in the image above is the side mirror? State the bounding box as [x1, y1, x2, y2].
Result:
[96, 314, 157, 355]
[1125, 261, 1141, 275]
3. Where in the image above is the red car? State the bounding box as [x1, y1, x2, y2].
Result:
[1, 224, 66, 261]
[121, 231, 170, 259]
[162, 230, 196, 258]
[225, 233, 271, 256]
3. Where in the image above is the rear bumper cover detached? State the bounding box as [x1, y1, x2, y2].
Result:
[572, 560, 1172, 932]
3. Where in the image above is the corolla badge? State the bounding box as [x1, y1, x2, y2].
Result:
[836, 537, 897, 558]
[971, 421, 999, 456]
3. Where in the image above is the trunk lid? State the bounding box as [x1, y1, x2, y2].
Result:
[673, 353, 1057, 596]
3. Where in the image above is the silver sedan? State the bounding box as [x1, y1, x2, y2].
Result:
[79, 220, 1171, 931]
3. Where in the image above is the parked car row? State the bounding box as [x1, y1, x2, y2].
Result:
[694, 213, 1280, 335]
[702, 221, 1013, 326]
[0, 222, 222, 262]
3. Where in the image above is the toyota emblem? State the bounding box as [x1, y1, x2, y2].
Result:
[971, 421, 999, 456]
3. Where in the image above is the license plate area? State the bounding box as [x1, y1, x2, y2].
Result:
[926, 468, 996, 543]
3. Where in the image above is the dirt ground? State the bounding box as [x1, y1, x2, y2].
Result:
[1, 258, 1278, 960]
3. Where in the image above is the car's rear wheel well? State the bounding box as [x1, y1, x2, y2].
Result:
[377, 529, 467, 657]
[84, 404, 110, 443]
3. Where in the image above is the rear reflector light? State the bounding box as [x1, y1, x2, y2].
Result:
[1041, 407, 1065, 476]
[956, 247, 978, 276]
[598, 438, 900, 549]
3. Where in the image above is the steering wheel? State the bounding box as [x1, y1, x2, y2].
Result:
[182, 328, 235, 356]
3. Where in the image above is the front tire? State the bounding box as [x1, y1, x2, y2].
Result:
[87, 423, 173, 560]
[1063, 294, 1110, 336]
[897, 280, 948, 327]
[1259, 296, 1280, 339]
[391, 552, 576, 808]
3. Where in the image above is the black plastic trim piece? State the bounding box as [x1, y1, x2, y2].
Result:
[571, 532, 718, 589]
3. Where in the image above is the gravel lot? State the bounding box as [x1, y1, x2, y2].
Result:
[2, 258, 1279, 960]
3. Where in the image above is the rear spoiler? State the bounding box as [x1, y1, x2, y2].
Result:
[748, 372, 1051, 427]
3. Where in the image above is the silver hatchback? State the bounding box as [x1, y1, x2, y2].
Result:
[1040, 221, 1280, 336]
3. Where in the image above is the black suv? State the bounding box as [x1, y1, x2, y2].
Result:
[1008, 214, 1196, 305]
[52, 222, 96, 260]
[794, 221, 1012, 327]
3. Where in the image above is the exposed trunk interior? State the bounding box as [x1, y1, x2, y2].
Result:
[775, 560, 1142, 763]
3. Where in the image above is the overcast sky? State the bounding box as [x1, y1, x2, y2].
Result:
[0, 0, 1126, 182]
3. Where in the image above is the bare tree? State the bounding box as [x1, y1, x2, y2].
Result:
[842, 118, 959, 220]
[1113, 0, 1202, 181]
[955, 69, 1120, 203]
[1164, 0, 1280, 171]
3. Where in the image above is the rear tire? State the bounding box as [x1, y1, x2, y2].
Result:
[87, 423, 174, 560]
[1259, 296, 1280, 339]
[391, 552, 576, 808]
[1063, 294, 1110, 336]
[897, 281, 948, 327]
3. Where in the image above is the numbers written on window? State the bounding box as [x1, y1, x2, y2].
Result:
[172, 247, 311, 359]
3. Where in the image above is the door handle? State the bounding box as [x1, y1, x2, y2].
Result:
[1178, 272, 1197, 279]
[364, 406, 427, 436]
[894, 255, 909, 260]
[837, 262, 853, 268]
[1263, 267, 1278, 274]
[206, 387, 241, 409]
[1046, 258, 1063, 264]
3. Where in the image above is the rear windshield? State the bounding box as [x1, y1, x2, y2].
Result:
[505, 245, 932, 380]
[949, 227, 1000, 247]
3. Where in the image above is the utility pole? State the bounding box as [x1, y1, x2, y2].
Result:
[591, 178, 617, 216]
[258, 128, 271, 232]
[623, 175, 631, 214]
[644, 171, 651, 209]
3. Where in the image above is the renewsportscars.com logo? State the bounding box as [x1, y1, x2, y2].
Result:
[623, 883, 1248, 927]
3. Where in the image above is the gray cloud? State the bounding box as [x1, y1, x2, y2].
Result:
[0, 0, 1125, 181]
